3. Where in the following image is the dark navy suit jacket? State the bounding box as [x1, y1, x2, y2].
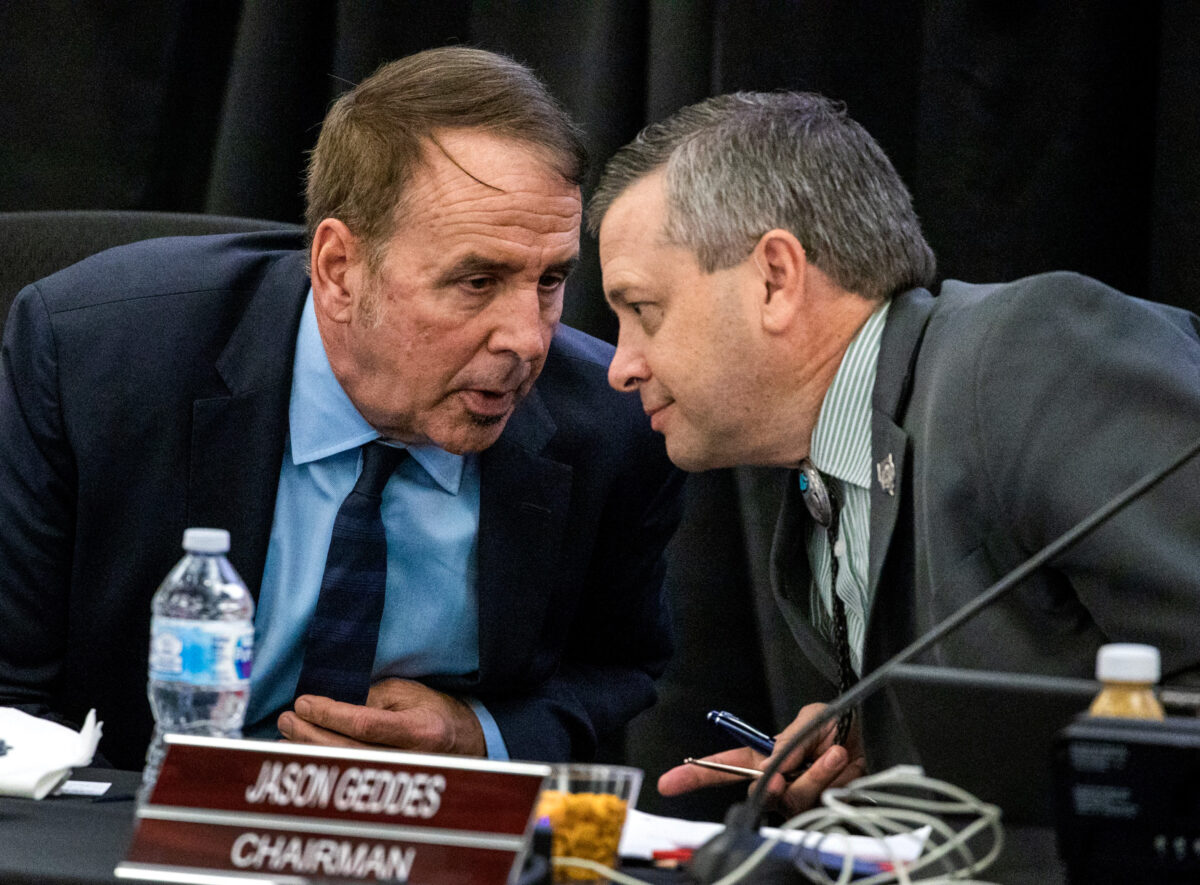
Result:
[0, 231, 682, 770]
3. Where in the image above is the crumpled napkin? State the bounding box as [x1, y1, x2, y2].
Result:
[0, 707, 103, 799]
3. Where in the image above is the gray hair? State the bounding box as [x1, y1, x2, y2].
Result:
[588, 92, 935, 301]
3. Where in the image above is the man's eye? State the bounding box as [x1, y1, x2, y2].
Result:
[463, 277, 494, 292]
[538, 274, 566, 290]
[629, 302, 663, 330]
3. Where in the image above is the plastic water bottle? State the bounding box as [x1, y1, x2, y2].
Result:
[141, 528, 254, 797]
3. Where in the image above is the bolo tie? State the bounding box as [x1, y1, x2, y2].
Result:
[798, 457, 857, 747]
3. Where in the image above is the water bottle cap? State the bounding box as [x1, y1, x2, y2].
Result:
[1096, 643, 1160, 683]
[182, 527, 231, 554]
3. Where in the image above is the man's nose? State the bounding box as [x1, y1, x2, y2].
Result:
[489, 289, 551, 361]
[607, 331, 648, 392]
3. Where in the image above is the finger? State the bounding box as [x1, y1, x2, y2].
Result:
[658, 764, 744, 795]
[658, 748, 765, 796]
[293, 694, 361, 725]
[365, 677, 425, 708]
[295, 693, 453, 751]
[770, 707, 838, 771]
[773, 744, 850, 816]
[293, 694, 400, 742]
[826, 749, 869, 791]
[277, 710, 373, 749]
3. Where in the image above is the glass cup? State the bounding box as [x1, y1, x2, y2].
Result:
[535, 762, 643, 883]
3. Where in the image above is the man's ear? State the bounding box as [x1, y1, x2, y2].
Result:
[310, 218, 362, 324]
[753, 229, 808, 334]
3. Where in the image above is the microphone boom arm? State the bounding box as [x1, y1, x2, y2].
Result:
[738, 432, 1200, 824]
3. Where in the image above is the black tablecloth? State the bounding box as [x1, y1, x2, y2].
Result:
[0, 768, 141, 884]
[0, 768, 679, 885]
[0, 768, 566, 885]
[0, 768, 1063, 884]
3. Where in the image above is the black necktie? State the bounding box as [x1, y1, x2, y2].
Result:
[293, 441, 408, 705]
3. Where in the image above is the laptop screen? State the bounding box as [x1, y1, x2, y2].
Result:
[882, 663, 1098, 826]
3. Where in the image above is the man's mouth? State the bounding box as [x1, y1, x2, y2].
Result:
[459, 387, 519, 418]
[644, 400, 672, 432]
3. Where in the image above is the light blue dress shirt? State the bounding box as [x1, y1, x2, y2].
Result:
[244, 291, 507, 758]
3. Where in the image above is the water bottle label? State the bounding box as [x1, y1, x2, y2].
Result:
[149, 618, 254, 685]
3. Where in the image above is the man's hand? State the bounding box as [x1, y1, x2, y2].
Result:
[657, 703, 866, 817]
[277, 678, 487, 757]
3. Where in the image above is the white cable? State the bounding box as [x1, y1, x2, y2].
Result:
[712, 765, 1005, 884]
[553, 765, 1006, 885]
[796, 766, 1004, 884]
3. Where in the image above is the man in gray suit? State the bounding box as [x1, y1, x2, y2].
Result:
[588, 91, 1200, 815]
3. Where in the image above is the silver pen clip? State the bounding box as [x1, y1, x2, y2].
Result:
[683, 757, 765, 779]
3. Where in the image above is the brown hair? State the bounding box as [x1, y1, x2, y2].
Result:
[305, 46, 587, 271]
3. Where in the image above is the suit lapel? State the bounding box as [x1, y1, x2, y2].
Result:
[867, 420, 910, 595]
[475, 388, 571, 687]
[764, 289, 936, 684]
[863, 288, 935, 660]
[187, 252, 309, 597]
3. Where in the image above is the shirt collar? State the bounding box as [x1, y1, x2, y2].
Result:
[288, 290, 466, 494]
[809, 300, 890, 490]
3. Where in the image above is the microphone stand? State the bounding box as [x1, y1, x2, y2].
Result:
[689, 432, 1200, 884]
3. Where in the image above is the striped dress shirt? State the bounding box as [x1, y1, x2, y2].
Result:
[805, 301, 890, 675]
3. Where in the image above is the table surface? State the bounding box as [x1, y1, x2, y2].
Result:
[0, 768, 1065, 885]
[0, 768, 141, 885]
[0, 768, 607, 885]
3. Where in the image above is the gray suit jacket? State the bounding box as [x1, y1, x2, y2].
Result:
[740, 272, 1200, 766]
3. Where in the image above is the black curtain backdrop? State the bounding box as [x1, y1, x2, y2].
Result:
[2, 0, 1196, 338]
[3, 0, 1197, 817]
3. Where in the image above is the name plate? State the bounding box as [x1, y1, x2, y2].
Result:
[115, 735, 551, 884]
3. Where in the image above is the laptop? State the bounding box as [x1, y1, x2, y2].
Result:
[882, 663, 1099, 826]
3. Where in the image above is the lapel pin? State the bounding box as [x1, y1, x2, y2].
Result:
[876, 453, 896, 496]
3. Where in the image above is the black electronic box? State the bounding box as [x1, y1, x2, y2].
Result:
[1053, 715, 1200, 884]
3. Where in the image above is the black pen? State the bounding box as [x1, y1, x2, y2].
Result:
[707, 710, 775, 755]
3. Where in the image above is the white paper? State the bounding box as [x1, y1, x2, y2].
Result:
[57, 779, 112, 797]
[619, 807, 928, 864]
[0, 708, 103, 799]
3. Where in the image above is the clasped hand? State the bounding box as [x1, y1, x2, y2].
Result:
[658, 702, 867, 817]
[277, 677, 487, 757]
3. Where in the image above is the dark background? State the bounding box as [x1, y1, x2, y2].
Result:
[3, 0, 1196, 822]
[2, 0, 1196, 339]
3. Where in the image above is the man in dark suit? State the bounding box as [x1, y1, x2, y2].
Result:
[589, 91, 1200, 814]
[0, 48, 681, 771]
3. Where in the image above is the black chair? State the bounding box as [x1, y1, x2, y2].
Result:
[0, 210, 304, 329]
